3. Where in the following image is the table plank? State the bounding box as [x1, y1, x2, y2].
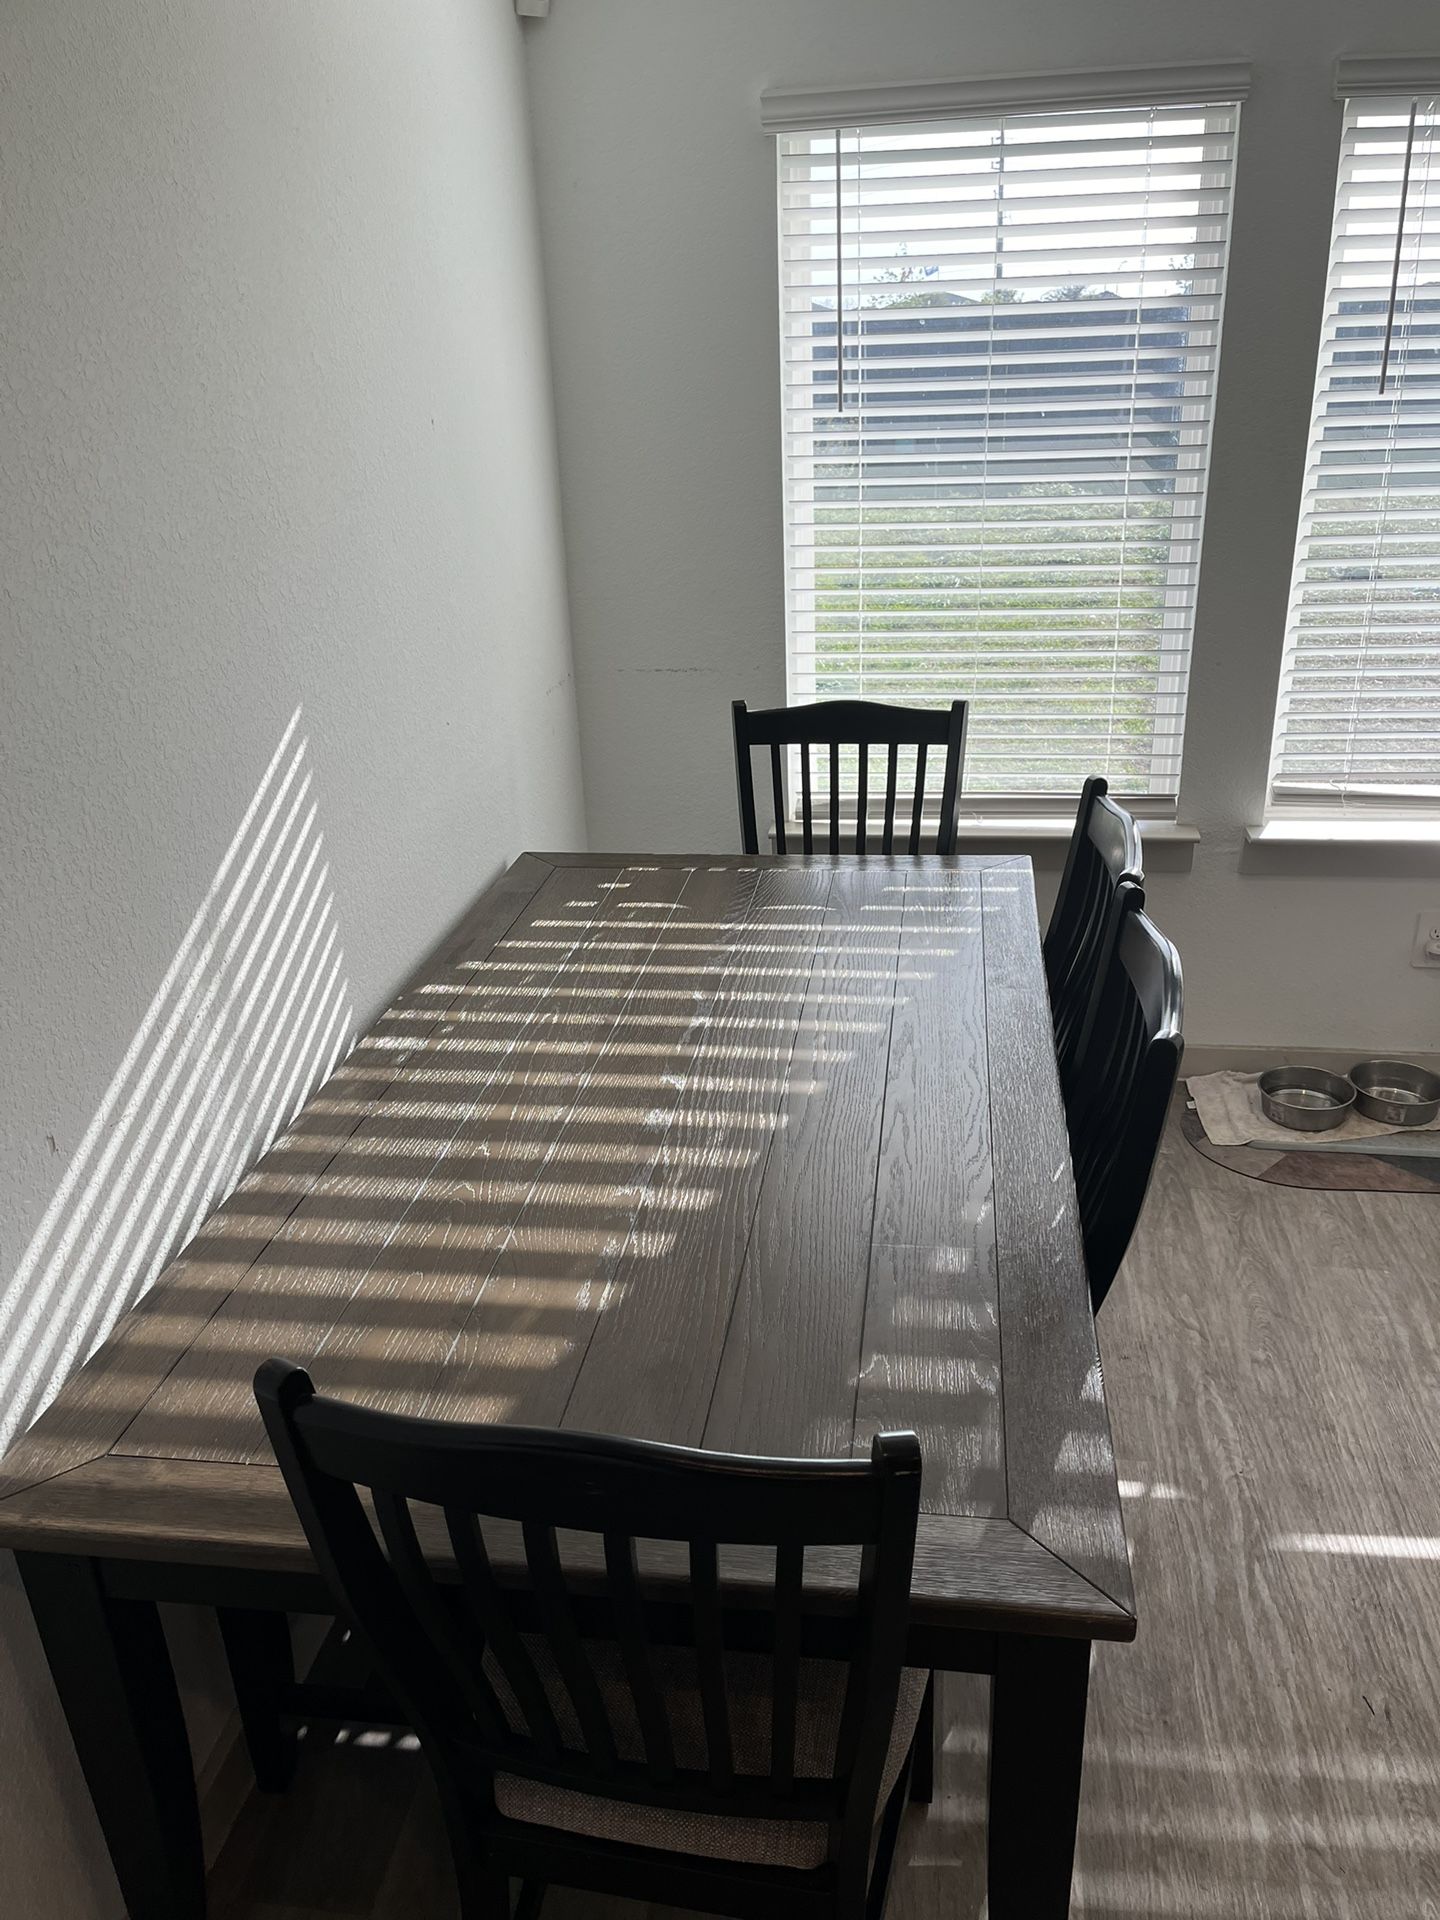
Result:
[857, 865, 1003, 1518]
[702, 865, 903, 1458]
[871, 865, 991, 1251]
[559, 865, 834, 1443]
[982, 865, 1133, 1613]
[856, 1242, 1003, 1518]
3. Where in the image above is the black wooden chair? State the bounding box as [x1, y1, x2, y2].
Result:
[1044, 776, 1145, 1092]
[256, 1360, 929, 1920]
[1064, 885, 1184, 1312]
[732, 699, 968, 855]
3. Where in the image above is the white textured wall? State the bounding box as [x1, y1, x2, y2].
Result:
[0, 1, 583, 1910]
[526, 0, 1440, 1053]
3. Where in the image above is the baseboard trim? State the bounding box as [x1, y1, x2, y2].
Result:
[1185, 1043, 1440, 1077]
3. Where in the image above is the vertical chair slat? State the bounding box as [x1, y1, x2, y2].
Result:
[936, 701, 967, 854]
[446, 1508, 562, 1763]
[829, 739, 840, 851]
[604, 1533, 676, 1783]
[831, 1538, 876, 1792]
[1045, 778, 1112, 993]
[522, 1520, 618, 1772]
[731, 701, 760, 856]
[908, 742, 927, 855]
[1087, 1002, 1144, 1212]
[770, 1542, 804, 1794]
[883, 743, 898, 853]
[1051, 851, 1103, 1068]
[1055, 854, 1103, 1008]
[770, 744, 787, 855]
[856, 746, 868, 854]
[800, 745, 814, 855]
[689, 1539, 734, 1791]
[372, 1492, 510, 1746]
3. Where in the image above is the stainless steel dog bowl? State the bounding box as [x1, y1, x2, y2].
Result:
[1258, 1066, 1356, 1132]
[1347, 1058, 1440, 1127]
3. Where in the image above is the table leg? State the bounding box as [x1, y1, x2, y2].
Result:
[19, 1552, 206, 1920]
[218, 1605, 297, 1791]
[987, 1632, 1090, 1918]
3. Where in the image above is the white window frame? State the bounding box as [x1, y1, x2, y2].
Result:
[1265, 67, 1440, 821]
[767, 64, 1248, 821]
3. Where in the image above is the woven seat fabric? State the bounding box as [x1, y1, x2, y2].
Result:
[489, 1641, 927, 1868]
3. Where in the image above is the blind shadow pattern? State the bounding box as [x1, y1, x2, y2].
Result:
[0, 708, 354, 1453]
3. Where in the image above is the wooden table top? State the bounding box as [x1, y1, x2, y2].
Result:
[0, 852, 1134, 1642]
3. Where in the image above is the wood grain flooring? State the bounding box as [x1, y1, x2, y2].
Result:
[205, 1109, 1440, 1919]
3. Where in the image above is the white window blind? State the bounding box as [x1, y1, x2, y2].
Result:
[1267, 93, 1440, 813]
[778, 100, 1240, 805]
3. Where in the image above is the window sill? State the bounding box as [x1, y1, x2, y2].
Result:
[1247, 820, 1440, 847]
[953, 816, 1200, 847]
[771, 816, 1201, 848]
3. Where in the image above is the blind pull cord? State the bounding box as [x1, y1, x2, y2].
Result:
[1378, 98, 1419, 396]
[835, 128, 845, 414]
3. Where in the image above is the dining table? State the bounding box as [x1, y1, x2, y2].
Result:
[0, 848, 1134, 1920]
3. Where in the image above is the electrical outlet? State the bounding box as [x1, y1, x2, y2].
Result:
[1412, 911, 1440, 969]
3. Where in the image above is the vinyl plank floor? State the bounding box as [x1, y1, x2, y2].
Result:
[205, 1109, 1440, 1919]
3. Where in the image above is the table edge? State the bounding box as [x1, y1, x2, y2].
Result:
[528, 850, 1031, 870]
[0, 1453, 1135, 1641]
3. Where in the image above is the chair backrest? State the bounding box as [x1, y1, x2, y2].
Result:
[256, 1361, 922, 1888]
[1044, 776, 1145, 1088]
[1065, 887, 1183, 1311]
[732, 699, 968, 855]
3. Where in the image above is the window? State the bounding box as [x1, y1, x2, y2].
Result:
[777, 98, 1240, 809]
[1266, 92, 1440, 815]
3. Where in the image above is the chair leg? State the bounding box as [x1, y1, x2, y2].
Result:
[909, 1672, 936, 1805]
[433, 1782, 519, 1920]
[457, 1873, 514, 1920]
[217, 1606, 297, 1792]
[866, 1743, 916, 1920]
[446, 1848, 511, 1920]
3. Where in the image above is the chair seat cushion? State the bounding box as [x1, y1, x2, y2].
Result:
[491, 1644, 928, 1869]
